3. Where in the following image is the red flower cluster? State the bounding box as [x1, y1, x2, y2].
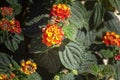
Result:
[103, 32, 120, 46]
[0, 7, 13, 16]
[50, 4, 70, 22]
[114, 54, 120, 60]
[42, 24, 64, 47]
[0, 18, 21, 34]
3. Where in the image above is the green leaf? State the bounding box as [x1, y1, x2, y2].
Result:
[76, 30, 96, 48]
[87, 64, 100, 76]
[63, 24, 78, 40]
[104, 11, 120, 34]
[0, 52, 19, 73]
[29, 37, 48, 54]
[13, 33, 24, 43]
[4, 39, 15, 52]
[100, 49, 114, 59]
[102, 65, 115, 77]
[3, 33, 23, 52]
[59, 73, 75, 80]
[114, 61, 120, 80]
[0, 30, 8, 44]
[59, 40, 86, 70]
[34, 47, 62, 73]
[69, 1, 88, 29]
[109, 0, 120, 12]
[6, 0, 22, 16]
[78, 52, 97, 73]
[27, 72, 42, 80]
[90, 2, 105, 27]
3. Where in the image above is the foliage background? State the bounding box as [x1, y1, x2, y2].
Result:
[1, 0, 120, 80]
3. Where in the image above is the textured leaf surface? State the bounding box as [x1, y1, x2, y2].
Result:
[0, 52, 19, 73]
[76, 30, 96, 48]
[104, 11, 120, 34]
[4, 33, 24, 52]
[63, 24, 77, 40]
[78, 52, 97, 73]
[90, 2, 105, 27]
[114, 61, 120, 80]
[109, 0, 120, 12]
[69, 1, 88, 29]
[59, 41, 85, 70]
[59, 73, 75, 80]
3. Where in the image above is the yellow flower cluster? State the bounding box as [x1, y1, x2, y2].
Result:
[20, 60, 37, 75]
[0, 73, 15, 80]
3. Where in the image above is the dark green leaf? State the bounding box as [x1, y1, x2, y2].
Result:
[90, 2, 105, 27]
[27, 72, 42, 80]
[104, 11, 120, 34]
[34, 47, 62, 73]
[29, 37, 48, 54]
[6, 0, 22, 15]
[109, 0, 120, 12]
[0, 52, 19, 73]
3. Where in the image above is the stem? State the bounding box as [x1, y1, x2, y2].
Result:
[85, 74, 88, 80]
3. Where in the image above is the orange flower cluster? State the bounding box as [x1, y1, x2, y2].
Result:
[0, 73, 15, 80]
[103, 32, 120, 46]
[0, 18, 21, 34]
[42, 24, 64, 47]
[0, 7, 13, 16]
[50, 4, 70, 21]
[20, 60, 37, 75]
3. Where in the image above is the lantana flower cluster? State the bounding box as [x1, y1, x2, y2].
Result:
[103, 32, 120, 47]
[42, 24, 64, 47]
[103, 32, 120, 60]
[0, 73, 15, 80]
[20, 60, 37, 75]
[0, 7, 21, 34]
[42, 3, 71, 47]
[0, 7, 13, 16]
[0, 18, 21, 34]
[50, 3, 70, 22]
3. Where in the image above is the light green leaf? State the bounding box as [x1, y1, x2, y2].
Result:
[63, 24, 77, 40]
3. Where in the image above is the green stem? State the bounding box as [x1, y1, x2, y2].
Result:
[85, 75, 88, 80]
